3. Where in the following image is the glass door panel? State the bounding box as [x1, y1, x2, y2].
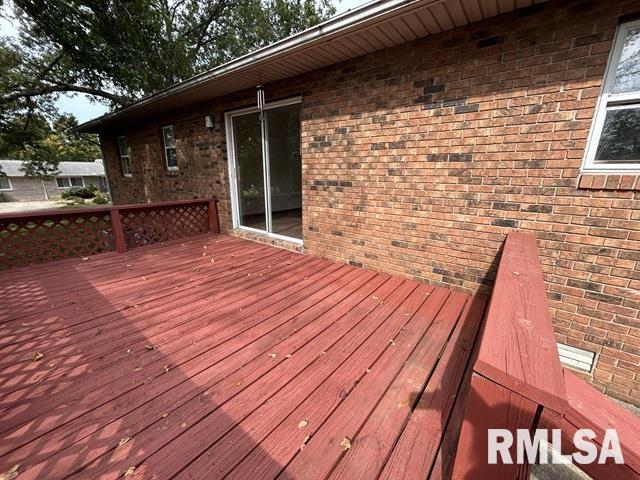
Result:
[232, 112, 266, 231]
[266, 104, 302, 240]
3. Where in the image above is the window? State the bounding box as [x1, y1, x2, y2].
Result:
[585, 20, 640, 171]
[162, 125, 178, 170]
[117, 136, 132, 176]
[56, 177, 84, 188]
[0, 176, 12, 191]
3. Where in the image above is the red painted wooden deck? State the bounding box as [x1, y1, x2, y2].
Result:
[0, 234, 486, 480]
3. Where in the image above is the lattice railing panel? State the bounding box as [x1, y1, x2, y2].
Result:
[117, 202, 211, 248]
[0, 199, 218, 270]
[0, 212, 113, 269]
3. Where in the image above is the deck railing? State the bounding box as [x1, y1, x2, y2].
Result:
[0, 198, 219, 270]
[451, 232, 639, 479]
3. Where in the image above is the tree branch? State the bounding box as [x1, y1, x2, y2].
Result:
[1, 83, 128, 106]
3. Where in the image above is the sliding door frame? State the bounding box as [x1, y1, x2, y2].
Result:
[225, 96, 303, 244]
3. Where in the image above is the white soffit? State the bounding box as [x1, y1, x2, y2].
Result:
[78, 0, 547, 132]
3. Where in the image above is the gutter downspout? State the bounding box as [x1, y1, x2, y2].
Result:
[41, 179, 49, 200]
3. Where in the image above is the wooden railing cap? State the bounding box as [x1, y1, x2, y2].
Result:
[473, 232, 567, 414]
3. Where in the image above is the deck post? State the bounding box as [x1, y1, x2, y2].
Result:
[110, 207, 127, 253]
[208, 199, 220, 234]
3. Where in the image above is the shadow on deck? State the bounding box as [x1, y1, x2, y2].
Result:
[0, 233, 486, 480]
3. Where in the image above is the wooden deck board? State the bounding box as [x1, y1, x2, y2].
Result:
[0, 234, 486, 480]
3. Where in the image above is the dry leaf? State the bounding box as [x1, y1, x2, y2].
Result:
[297, 419, 308, 429]
[389, 339, 396, 345]
[300, 435, 310, 451]
[285, 354, 292, 358]
[0, 464, 20, 480]
[118, 437, 131, 447]
[123, 466, 136, 476]
[32, 352, 44, 361]
[340, 437, 352, 451]
[181, 422, 187, 429]
[164, 365, 171, 373]
[134, 367, 142, 372]
[144, 345, 155, 351]
[267, 353, 277, 359]
[161, 412, 169, 418]
[82, 257, 89, 261]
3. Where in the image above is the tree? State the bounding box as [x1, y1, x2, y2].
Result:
[0, 0, 334, 173]
[0, 113, 101, 178]
[1, 0, 335, 108]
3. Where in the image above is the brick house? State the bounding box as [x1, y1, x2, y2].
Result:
[0, 159, 108, 201]
[79, 0, 640, 405]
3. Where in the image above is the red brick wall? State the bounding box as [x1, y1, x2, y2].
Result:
[102, 0, 640, 405]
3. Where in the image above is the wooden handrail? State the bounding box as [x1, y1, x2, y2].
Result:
[0, 198, 214, 220]
[474, 232, 566, 413]
[452, 232, 567, 479]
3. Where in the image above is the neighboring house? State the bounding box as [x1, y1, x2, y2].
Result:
[78, 0, 640, 405]
[0, 159, 108, 201]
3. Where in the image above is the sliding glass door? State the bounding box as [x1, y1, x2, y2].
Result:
[229, 100, 302, 241]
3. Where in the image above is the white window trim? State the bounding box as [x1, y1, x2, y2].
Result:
[583, 19, 640, 173]
[162, 125, 178, 171]
[224, 96, 303, 245]
[117, 135, 132, 177]
[56, 177, 85, 189]
[0, 176, 12, 191]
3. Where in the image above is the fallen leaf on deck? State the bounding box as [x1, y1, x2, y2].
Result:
[123, 466, 136, 476]
[82, 257, 89, 261]
[340, 437, 352, 451]
[300, 435, 310, 451]
[164, 365, 171, 373]
[32, 352, 44, 361]
[161, 412, 169, 418]
[0, 464, 19, 480]
[193, 267, 200, 272]
[298, 420, 308, 429]
[21, 322, 30, 326]
[181, 422, 187, 429]
[134, 367, 142, 372]
[118, 437, 131, 447]
[126, 349, 132, 354]
[285, 354, 292, 358]
[47, 362, 56, 368]
[144, 345, 155, 351]
[389, 339, 396, 345]
[267, 353, 277, 358]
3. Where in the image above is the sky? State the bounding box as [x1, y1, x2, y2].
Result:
[1, 0, 370, 123]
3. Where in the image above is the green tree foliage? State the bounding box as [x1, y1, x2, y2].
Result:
[0, 0, 335, 174]
[2, 0, 335, 107]
[0, 113, 101, 177]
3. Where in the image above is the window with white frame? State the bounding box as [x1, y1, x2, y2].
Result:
[117, 136, 132, 176]
[56, 177, 84, 188]
[0, 176, 12, 191]
[585, 19, 640, 171]
[162, 125, 178, 170]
